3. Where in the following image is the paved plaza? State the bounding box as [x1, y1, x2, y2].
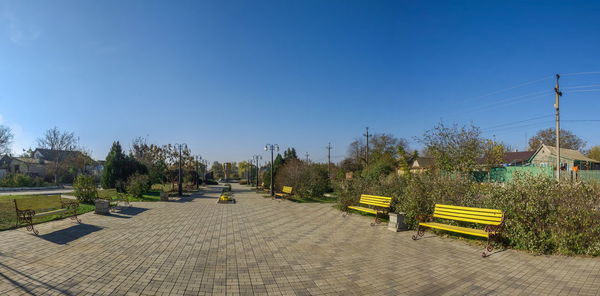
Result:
[0, 184, 599, 295]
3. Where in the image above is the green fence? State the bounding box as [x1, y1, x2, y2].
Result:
[473, 166, 600, 183]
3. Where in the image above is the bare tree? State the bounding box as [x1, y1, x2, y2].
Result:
[0, 125, 14, 155]
[421, 123, 484, 173]
[527, 128, 586, 151]
[37, 127, 79, 184]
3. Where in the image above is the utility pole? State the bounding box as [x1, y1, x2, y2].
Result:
[178, 144, 183, 196]
[326, 142, 332, 176]
[195, 155, 200, 189]
[264, 144, 279, 196]
[363, 127, 370, 167]
[554, 74, 563, 182]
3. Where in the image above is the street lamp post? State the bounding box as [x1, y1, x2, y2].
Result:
[195, 155, 200, 189]
[264, 144, 279, 196]
[247, 159, 252, 185]
[252, 155, 262, 188]
[177, 144, 184, 196]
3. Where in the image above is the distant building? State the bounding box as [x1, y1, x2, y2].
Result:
[32, 148, 88, 162]
[502, 151, 535, 166]
[0, 149, 103, 180]
[409, 157, 435, 173]
[0, 155, 52, 177]
[528, 144, 600, 170]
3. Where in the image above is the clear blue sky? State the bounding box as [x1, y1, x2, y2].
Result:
[1, 1, 600, 163]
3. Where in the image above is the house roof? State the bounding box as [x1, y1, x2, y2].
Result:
[503, 151, 535, 164]
[14, 157, 44, 164]
[0, 155, 53, 166]
[531, 144, 600, 163]
[33, 148, 90, 161]
[411, 157, 435, 168]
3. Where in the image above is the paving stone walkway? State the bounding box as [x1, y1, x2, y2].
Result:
[1, 184, 599, 295]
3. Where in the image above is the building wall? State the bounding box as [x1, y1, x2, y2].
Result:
[530, 147, 575, 168]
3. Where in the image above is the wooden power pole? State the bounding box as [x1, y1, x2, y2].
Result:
[326, 142, 332, 176]
[363, 127, 370, 167]
[554, 74, 562, 181]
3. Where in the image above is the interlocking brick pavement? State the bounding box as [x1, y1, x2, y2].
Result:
[0, 184, 599, 295]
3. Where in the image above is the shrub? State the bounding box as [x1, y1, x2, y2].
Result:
[396, 173, 600, 255]
[0, 173, 48, 187]
[126, 174, 151, 198]
[73, 175, 98, 203]
[274, 160, 331, 199]
[481, 174, 600, 255]
[333, 177, 372, 210]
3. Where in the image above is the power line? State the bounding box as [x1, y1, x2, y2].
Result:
[482, 121, 554, 134]
[561, 84, 600, 90]
[481, 115, 553, 131]
[456, 91, 552, 117]
[561, 71, 600, 77]
[567, 89, 600, 93]
[463, 75, 553, 102]
[563, 119, 600, 122]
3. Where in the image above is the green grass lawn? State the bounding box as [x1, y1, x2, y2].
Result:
[96, 189, 162, 202]
[0, 194, 95, 231]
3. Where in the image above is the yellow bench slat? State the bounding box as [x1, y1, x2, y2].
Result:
[434, 209, 503, 222]
[419, 222, 491, 238]
[359, 197, 392, 206]
[360, 201, 391, 208]
[433, 213, 502, 225]
[360, 197, 392, 203]
[360, 194, 392, 200]
[434, 207, 503, 218]
[348, 206, 379, 214]
[436, 204, 502, 214]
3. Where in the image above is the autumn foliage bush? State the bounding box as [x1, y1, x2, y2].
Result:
[335, 171, 600, 256]
[274, 159, 331, 199]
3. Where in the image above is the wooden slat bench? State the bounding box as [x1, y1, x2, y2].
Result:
[274, 186, 293, 199]
[344, 194, 392, 225]
[14, 195, 81, 235]
[412, 204, 505, 257]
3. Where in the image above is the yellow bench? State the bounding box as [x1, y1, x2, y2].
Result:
[14, 195, 81, 235]
[412, 204, 505, 257]
[274, 186, 293, 199]
[344, 194, 392, 225]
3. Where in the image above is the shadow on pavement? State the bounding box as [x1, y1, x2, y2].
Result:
[0, 260, 76, 296]
[39, 223, 103, 245]
[114, 207, 149, 216]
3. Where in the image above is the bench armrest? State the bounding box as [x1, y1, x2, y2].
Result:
[484, 217, 506, 233]
[16, 208, 36, 217]
[61, 200, 79, 210]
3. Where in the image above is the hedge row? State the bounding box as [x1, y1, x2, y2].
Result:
[335, 172, 600, 256]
